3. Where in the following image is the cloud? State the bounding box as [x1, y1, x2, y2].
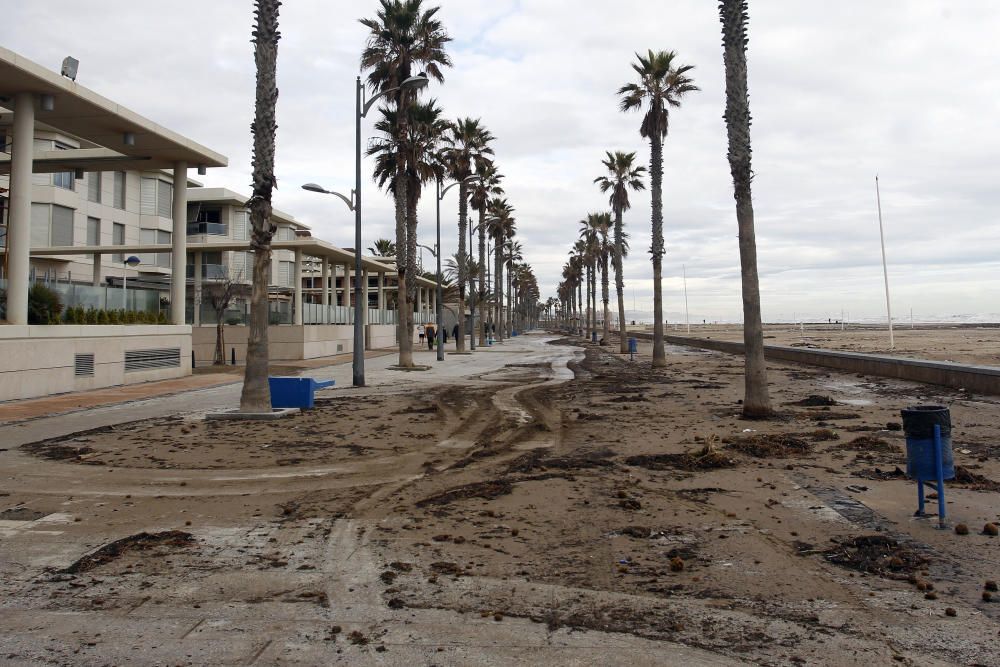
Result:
[3, 0, 998, 321]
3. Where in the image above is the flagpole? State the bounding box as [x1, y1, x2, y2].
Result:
[875, 174, 894, 349]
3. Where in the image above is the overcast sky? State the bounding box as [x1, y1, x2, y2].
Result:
[4, 1, 999, 322]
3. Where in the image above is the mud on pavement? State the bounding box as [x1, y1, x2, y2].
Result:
[2, 334, 999, 665]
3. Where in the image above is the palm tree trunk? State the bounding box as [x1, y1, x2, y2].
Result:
[404, 191, 419, 365]
[576, 279, 583, 337]
[494, 238, 503, 342]
[649, 133, 666, 368]
[721, 0, 771, 417]
[456, 181, 468, 352]
[601, 251, 610, 343]
[395, 175, 413, 366]
[613, 207, 628, 353]
[239, 0, 281, 412]
[477, 208, 486, 345]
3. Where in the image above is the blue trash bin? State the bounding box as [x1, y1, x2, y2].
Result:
[901, 405, 954, 480]
[628, 338, 638, 355]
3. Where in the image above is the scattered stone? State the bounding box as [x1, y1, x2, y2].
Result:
[670, 556, 685, 572]
[955, 524, 969, 536]
[985, 580, 998, 592]
[982, 523, 998, 536]
[945, 607, 957, 617]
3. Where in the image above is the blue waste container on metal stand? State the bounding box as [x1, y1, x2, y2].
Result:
[901, 405, 953, 528]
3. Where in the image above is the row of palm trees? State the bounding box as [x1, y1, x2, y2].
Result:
[551, 0, 772, 419]
[360, 0, 540, 365]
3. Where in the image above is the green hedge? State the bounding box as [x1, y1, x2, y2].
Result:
[62, 306, 167, 325]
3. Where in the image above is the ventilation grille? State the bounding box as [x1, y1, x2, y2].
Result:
[337, 344, 344, 353]
[124, 348, 180, 372]
[74, 353, 95, 377]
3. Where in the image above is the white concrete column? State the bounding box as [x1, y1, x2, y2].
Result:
[293, 249, 303, 326]
[6, 92, 35, 325]
[377, 272, 385, 319]
[92, 253, 102, 287]
[343, 262, 352, 319]
[193, 251, 202, 326]
[362, 268, 370, 324]
[170, 161, 188, 325]
[321, 257, 330, 324]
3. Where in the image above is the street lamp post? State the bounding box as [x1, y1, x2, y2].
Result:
[122, 255, 140, 310]
[300, 69, 428, 387]
[438, 174, 481, 357]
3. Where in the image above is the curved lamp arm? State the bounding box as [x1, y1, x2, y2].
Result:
[361, 73, 429, 118]
[301, 183, 355, 211]
[438, 174, 481, 201]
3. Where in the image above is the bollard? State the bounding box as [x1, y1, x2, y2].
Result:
[191, 350, 196, 369]
[231, 347, 236, 365]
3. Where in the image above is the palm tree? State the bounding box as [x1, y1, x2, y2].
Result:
[595, 151, 645, 353]
[441, 117, 494, 351]
[720, 0, 772, 418]
[487, 197, 514, 341]
[504, 239, 523, 336]
[470, 162, 503, 344]
[619, 49, 698, 367]
[240, 0, 281, 413]
[367, 238, 397, 257]
[594, 212, 613, 344]
[368, 99, 448, 366]
[360, 0, 451, 365]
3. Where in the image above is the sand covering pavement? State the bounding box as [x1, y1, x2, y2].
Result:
[1, 333, 999, 665]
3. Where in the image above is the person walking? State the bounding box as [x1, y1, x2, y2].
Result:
[452, 323, 460, 347]
[426, 324, 436, 350]
[418, 325, 426, 347]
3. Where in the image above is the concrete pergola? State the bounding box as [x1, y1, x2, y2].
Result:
[0, 46, 227, 325]
[29, 239, 440, 328]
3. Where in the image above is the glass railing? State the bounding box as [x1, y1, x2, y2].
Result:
[186, 222, 228, 236]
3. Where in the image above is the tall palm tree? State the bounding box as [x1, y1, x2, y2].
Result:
[470, 162, 503, 344]
[360, 0, 451, 364]
[367, 238, 396, 257]
[720, 0, 772, 418]
[619, 49, 698, 367]
[368, 99, 448, 366]
[487, 197, 514, 342]
[595, 151, 645, 353]
[441, 117, 494, 351]
[594, 212, 613, 344]
[504, 239, 523, 336]
[240, 0, 281, 413]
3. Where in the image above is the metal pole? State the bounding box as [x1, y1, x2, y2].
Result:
[682, 264, 690, 334]
[875, 175, 894, 350]
[436, 179, 445, 361]
[353, 76, 366, 386]
[122, 264, 127, 310]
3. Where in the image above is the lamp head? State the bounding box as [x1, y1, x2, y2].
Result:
[124, 255, 141, 268]
[401, 72, 429, 91]
[301, 183, 328, 194]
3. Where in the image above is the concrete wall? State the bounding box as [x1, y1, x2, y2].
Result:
[0, 324, 192, 402]
[193, 324, 400, 364]
[629, 332, 1000, 396]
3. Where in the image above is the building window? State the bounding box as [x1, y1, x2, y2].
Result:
[113, 172, 126, 210]
[186, 206, 226, 235]
[113, 222, 125, 262]
[157, 180, 173, 218]
[53, 141, 75, 191]
[279, 260, 294, 287]
[29, 204, 74, 247]
[139, 228, 172, 268]
[234, 210, 248, 240]
[140, 177, 175, 218]
[87, 172, 102, 203]
[87, 217, 100, 260]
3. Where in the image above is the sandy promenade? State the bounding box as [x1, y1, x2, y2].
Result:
[1, 332, 998, 665]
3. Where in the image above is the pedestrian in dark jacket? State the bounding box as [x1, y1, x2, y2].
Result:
[452, 324, 459, 344]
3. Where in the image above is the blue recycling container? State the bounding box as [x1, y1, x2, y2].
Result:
[628, 338, 638, 354]
[269, 376, 335, 409]
[901, 405, 954, 480]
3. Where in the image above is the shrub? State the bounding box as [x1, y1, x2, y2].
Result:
[28, 284, 63, 324]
